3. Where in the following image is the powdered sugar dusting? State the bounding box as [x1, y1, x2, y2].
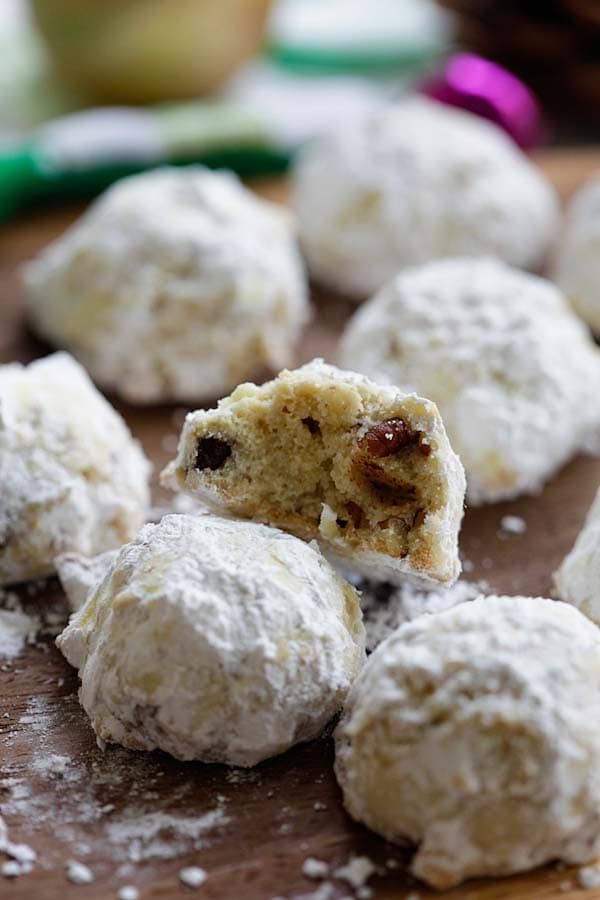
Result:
[340, 258, 600, 505]
[106, 807, 229, 863]
[0, 813, 36, 878]
[2, 693, 232, 875]
[0, 585, 67, 659]
[0, 608, 39, 659]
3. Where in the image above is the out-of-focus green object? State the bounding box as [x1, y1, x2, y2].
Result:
[29, 0, 273, 104]
[0, 102, 290, 222]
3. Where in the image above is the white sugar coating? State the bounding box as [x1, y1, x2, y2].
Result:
[292, 97, 559, 299]
[334, 595, 600, 889]
[56, 549, 120, 613]
[163, 360, 465, 587]
[24, 167, 310, 404]
[555, 173, 600, 332]
[179, 866, 207, 888]
[340, 258, 600, 504]
[57, 514, 365, 766]
[0, 353, 150, 586]
[555, 487, 600, 626]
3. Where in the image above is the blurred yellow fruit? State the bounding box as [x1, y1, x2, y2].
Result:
[30, 0, 272, 103]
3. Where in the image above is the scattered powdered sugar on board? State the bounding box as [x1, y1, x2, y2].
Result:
[357, 577, 484, 651]
[0, 582, 68, 659]
[118, 887, 140, 900]
[2, 693, 231, 873]
[179, 865, 207, 888]
[31, 753, 82, 783]
[299, 854, 379, 900]
[0, 813, 36, 878]
[302, 857, 329, 879]
[296, 885, 336, 900]
[106, 806, 229, 863]
[499, 515, 527, 536]
[334, 856, 377, 892]
[66, 860, 94, 884]
[579, 862, 600, 889]
[0, 607, 39, 659]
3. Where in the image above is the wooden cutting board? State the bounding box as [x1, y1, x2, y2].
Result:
[2, 149, 600, 900]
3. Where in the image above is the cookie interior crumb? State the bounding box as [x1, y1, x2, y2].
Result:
[164, 362, 464, 583]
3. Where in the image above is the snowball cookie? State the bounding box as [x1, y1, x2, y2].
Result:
[335, 595, 600, 889]
[555, 487, 600, 626]
[57, 514, 365, 766]
[162, 361, 465, 586]
[555, 173, 600, 332]
[24, 167, 309, 404]
[340, 258, 600, 504]
[0, 353, 150, 586]
[292, 97, 559, 299]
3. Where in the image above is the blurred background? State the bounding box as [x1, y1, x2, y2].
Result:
[0, 0, 598, 217]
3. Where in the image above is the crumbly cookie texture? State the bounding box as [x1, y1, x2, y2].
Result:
[555, 173, 600, 332]
[57, 514, 365, 766]
[334, 595, 600, 889]
[292, 97, 559, 299]
[162, 361, 465, 586]
[555, 487, 600, 625]
[340, 257, 600, 505]
[24, 167, 309, 404]
[0, 353, 150, 586]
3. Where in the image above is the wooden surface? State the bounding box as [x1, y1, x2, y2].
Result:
[2, 150, 600, 900]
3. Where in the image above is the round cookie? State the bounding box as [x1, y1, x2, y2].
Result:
[339, 257, 600, 504]
[162, 360, 466, 586]
[335, 595, 600, 889]
[57, 514, 365, 766]
[24, 167, 310, 404]
[292, 96, 559, 299]
[555, 172, 600, 332]
[555, 487, 600, 625]
[0, 353, 150, 586]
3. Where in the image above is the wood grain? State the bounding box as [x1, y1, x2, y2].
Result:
[2, 153, 600, 900]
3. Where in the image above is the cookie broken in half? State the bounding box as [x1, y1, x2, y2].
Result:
[162, 361, 465, 585]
